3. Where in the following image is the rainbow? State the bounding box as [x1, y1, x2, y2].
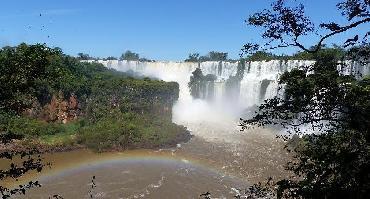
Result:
[4, 149, 234, 188]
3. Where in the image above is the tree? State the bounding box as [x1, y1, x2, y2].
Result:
[242, 0, 370, 55]
[188, 68, 205, 99]
[188, 68, 218, 100]
[291, 45, 346, 60]
[77, 53, 91, 60]
[240, 1, 370, 198]
[185, 51, 229, 62]
[185, 53, 200, 62]
[119, 50, 139, 61]
[199, 55, 210, 62]
[246, 51, 277, 61]
[225, 59, 246, 100]
[208, 51, 228, 61]
[0, 43, 61, 113]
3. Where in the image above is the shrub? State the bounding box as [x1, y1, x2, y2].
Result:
[77, 115, 141, 152]
[4, 115, 65, 137]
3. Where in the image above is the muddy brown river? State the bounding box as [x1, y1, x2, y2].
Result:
[2, 128, 290, 198]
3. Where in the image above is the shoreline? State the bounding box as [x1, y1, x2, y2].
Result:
[0, 129, 193, 154]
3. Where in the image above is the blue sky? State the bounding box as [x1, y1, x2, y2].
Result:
[0, 0, 368, 60]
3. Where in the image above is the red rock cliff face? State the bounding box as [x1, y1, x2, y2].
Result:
[45, 93, 80, 123]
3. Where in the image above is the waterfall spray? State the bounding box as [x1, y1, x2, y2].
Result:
[89, 59, 369, 138]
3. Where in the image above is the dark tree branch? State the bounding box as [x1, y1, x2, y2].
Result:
[308, 17, 370, 53]
[243, 0, 370, 55]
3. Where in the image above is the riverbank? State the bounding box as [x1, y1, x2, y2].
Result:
[0, 128, 192, 154]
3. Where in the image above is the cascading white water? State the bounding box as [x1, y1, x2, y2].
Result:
[87, 59, 369, 141]
[240, 60, 316, 107]
[95, 60, 239, 101]
[94, 59, 347, 108]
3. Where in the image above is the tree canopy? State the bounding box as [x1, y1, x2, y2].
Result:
[242, 0, 370, 56]
[239, 1, 370, 198]
[185, 51, 228, 62]
[119, 50, 139, 61]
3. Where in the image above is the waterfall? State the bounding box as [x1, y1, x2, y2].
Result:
[239, 60, 316, 107]
[93, 60, 239, 102]
[87, 59, 369, 131]
[91, 60, 369, 109]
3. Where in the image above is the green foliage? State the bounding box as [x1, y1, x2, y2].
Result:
[185, 53, 200, 62]
[246, 51, 278, 61]
[292, 46, 346, 60]
[0, 112, 65, 137]
[188, 68, 218, 100]
[279, 129, 370, 199]
[208, 51, 228, 61]
[245, 47, 346, 62]
[0, 43, 109, 111]
[188, 68, 217, 99]
[242, 2, 370, 196]
[77, 53, 93, 60]
[225, 60, 246, 99]
[85, 73, 179, 123]
[188, 68, 205, 98]
[184, 51, 228, 62]
[77, 113, 140, 151]
[189, 59, 246, 101]
[118, 50, 154, 62]
[241, 51, 370, 198]
[0, 43, 60, 112]
[120, 50, 139, 61]
[0, 43, 186, 151]
[77, 112, 186, 152]
[138, 57, 155, 62]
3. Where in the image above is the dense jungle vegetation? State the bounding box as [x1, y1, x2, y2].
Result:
[0, 43, 188, 152]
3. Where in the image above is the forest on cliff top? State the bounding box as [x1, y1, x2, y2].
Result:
[0, 43, 189, 152]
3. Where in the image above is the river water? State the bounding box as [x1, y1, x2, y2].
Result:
[12, 149, 245, 198]
[3, 60, 307, 198]
[3, 126, 290, 199]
